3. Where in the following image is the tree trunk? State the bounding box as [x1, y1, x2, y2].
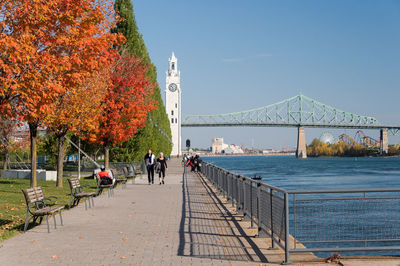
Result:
[78, 137, 81, 179]
[104, 145, 109, 168]
[29, 123, 38, 188]
[3, 147, 8, 171]
[56, 134, 66, 188]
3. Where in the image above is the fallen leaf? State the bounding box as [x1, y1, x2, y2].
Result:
[31, 240, 37, 244]
[121, 256, 126, 259]
[0, 245, 3, 248]
[131, 254, 135, 256]
[119, 232, 123, 234]
[131, 212, 136, 214]
[52, 255, 58, 259]
[122, 237, 128, 242]
[79, 236, 84, 239]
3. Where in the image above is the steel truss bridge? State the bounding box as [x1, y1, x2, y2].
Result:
[181, 94, 400, 157]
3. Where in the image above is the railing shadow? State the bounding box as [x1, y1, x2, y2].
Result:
[178, 167, 268, 263]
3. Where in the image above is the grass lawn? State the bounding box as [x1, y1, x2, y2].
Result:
[0, 176, 98, 242]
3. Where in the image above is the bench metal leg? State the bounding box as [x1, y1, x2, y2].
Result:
[53, 214, 57, 229]
[91, 197, 95, 207]
[84, 198, 87, 210]
[59, 211, 63, 226]
[46, 216, 50, 233]
[23, 212, 31, 232]
[69, 195, 74, 208]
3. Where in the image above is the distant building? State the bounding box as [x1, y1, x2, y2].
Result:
[223, 144, 244, 154]
[212, 138, 228, 153]
[212, 138, 244, 154]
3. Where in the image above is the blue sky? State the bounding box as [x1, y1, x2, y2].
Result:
[134, 0, 400, 149]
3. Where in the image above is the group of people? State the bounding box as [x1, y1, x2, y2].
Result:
[144, 149, 167, 185]
[98, 149, 203, 187]
[183, 154, 202, 172]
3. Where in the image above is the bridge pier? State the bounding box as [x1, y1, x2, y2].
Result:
[296, 127, 307, 159]
[380, 128, 388, 155]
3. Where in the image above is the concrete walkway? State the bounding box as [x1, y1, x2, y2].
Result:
[1, 159, 400, 265]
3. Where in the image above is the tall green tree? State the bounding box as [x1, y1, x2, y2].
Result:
[112, 0, 172, 161]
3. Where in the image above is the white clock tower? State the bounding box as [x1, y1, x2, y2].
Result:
[165, 52, 181, 156]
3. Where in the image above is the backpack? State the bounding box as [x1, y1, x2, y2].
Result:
[155, 162, 161, 174]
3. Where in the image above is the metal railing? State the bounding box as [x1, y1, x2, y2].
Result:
[201, 162, 400, 264]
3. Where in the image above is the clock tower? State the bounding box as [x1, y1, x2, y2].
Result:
[165, 52, 181, 156]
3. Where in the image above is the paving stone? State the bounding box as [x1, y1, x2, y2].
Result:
[1, 158, 399, 266]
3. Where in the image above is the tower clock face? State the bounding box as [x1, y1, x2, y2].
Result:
[168, 83, 177, 92]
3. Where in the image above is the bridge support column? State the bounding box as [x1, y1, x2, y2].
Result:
[296, 127, 307, 159]
[380, 128, 388, 155]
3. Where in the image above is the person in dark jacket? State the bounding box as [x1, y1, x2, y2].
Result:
[144, 149, 156, 184]
[157, 152, 168, 185]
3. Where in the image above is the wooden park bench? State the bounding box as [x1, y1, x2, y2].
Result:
[112, 169, 127, 189]
[122, 166, 137, 184]
[95, 173, 114, 197]
[21, 187, 64, 233]
[67, 177, 96, 210]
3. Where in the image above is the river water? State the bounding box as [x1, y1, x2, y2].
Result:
[203, 155, 400, 257]
[203, 155, 400, 190]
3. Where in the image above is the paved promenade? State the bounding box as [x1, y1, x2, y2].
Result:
[1, 159, 400, 265]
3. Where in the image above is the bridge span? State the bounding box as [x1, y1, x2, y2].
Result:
[182, 95, 400, 158]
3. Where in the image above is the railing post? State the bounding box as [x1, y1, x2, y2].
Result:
[256, 182, 268, 237]
[270, 188, 275, 249]
[283, 192, 291, 264]
[231, 175, 235, 207]
[250, 181, 254, 228]
[237, 176, 244, 215]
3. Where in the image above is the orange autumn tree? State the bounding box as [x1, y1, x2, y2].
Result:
[43, 1, 123, 187]
[0, 0, 122, 187]
[46, 71, 114, 187]
[90, 51, 157, 168]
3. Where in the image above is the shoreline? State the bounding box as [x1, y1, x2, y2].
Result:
[195, 152, 296, 157]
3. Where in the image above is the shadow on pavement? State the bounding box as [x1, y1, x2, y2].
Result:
[178, 167, 268, 263]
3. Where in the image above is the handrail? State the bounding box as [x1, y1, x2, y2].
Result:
[201, 161, 400, 264]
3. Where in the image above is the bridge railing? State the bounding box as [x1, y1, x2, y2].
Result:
[201, 162, 400, 264]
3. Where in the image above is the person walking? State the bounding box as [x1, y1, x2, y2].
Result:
[144, 149, 156, 184]
[157, 152, 168, 185]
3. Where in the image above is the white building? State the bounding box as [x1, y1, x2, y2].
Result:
[223, 144, 244, 154]
[212, 138, 228, 154]
[212, 138, 244, 154]
[165, 52, 182, 156]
